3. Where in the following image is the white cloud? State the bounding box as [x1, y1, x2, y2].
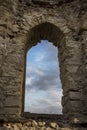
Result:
[25, 77, 33, 86]
[24, 40, 63, 114]
[25, 88, 63, 114]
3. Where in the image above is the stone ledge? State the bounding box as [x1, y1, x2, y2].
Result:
[1, 114, 64, 123]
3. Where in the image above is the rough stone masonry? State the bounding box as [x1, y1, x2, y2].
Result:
[0, 0, 87, 129]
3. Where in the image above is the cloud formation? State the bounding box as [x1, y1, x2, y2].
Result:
[24, 40, 63, 114]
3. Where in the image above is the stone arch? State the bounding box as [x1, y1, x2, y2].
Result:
[26, 22, 64, 51]
[22, 21, 69, 117]
[20, 17, 83, 123]
[21, 8, 71, 35]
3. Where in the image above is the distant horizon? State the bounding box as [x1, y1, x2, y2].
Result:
[24, 40, 63, 114]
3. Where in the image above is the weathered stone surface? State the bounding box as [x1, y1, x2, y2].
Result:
[69, 91, 82, 100]
[5, 96, 21, 107]
[31, 120, 38, 127]
[3, 119, 87, 130]
[50, 122, 59, 129]
[0, 0, 87, 129]
[4, 107, 20, 115]
[0, 127, 8, 130]
[38, 121, 46, 127]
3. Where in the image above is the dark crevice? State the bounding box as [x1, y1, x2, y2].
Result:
[72, 123, 87, 128]
[18, 0, 82, 8]
[19, 0, 22, 3]
[0, 120, 4, 127]
[22, 113, 63, 120]
[32, 0, 76, 6]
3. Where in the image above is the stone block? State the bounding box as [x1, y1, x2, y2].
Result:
[68, 100, 83, 113]
[0, 108, 5, 114]
[0, 127, 8, 130]
[38, 121, 46, 127]
[4, 107, 20, 115]
[0, 101, 4, 108]
[82, 16, 87, 29]
[69, 91, 82, 100]
[62, 95, 68, 106]
[5, 96, 21, 107]
[50, 122, 59, 129]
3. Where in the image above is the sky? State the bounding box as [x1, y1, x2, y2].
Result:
[24, 40, 63, 114]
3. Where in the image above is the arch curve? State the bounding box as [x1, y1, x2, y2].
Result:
[26, 22, 64, 52]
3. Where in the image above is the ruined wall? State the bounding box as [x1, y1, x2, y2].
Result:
[0, 119, 82, 130]
[1, 119, 86, 130]
[0, 0, 87, 129]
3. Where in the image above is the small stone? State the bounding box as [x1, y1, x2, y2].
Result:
[16, 123, 22, 128]
[21, 25, 29, 31]
[82, 21, 87, 29]
[12, 125, 19, 130]
[40, 127, 46, 130]
[24, 122, 32, 127]
[5, 124, 12, 129]
[46, 127, 53, 130]
[38, 121, 46, 127]
[28, 127, 36, 130]
[50, 122, 59, 129]
[7, 29, 14, 37]
[31, 120, 38, 127]
[23, 125, 28, 130]
[62, 26, 71, 34]
[12, 25, 19, 33]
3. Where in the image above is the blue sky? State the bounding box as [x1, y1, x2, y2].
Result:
[24, 40, 63, 114]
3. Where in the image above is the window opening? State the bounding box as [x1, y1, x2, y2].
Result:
[24, 40, 62, 114]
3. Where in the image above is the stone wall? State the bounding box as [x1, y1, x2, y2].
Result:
[0, 117, 87, 130]
[0, 0, 87, 128]
[0, 121, 81, 130]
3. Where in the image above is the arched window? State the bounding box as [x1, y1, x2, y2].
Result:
[24, 40, 63, 114]
[22, 22, 67, 118]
